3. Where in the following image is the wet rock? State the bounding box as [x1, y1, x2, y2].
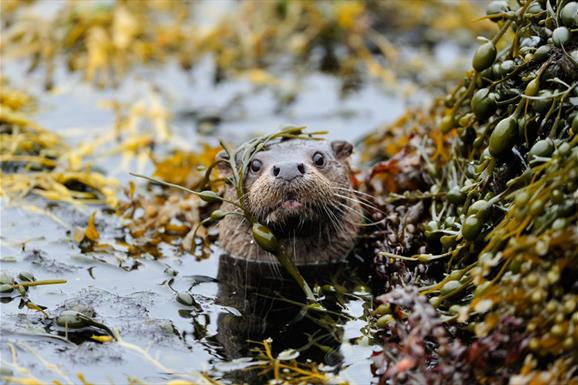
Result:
[53, 288, 184, 348]
[55, 288, 149, 321]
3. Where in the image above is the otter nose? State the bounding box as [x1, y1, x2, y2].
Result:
[272, 162, 306, 181]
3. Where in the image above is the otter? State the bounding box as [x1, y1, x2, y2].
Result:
[217, 138, 362, 265]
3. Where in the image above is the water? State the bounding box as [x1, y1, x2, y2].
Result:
[0, 199, 375, 383]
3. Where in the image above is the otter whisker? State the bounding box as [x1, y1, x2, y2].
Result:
[333, 195, 376, 212]
[331, 201, 376, 227]
[326, 202, 349, 229]
[330, 193, 384, 227]
[331, 187, 382, 210]
[319, 204, 336, 233]
[331, 208, 349, 234]
[332, 185, 377, 199]
[333, 201, 384, 226]
[236, 192, 251, 207]
[331, 187, 382, 211]
[321, 203, 346, 235]
[331, 201, 362, 221]
[331, 198, 370, 218]
[270, 258, 282, 279]
[231, 215, 249, 234]
[332, 192, 377, 211]
[333, 186, 378, 200]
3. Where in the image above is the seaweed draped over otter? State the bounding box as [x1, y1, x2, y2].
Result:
[218, 138, 362, 265]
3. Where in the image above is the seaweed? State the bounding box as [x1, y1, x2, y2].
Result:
[0, 82, 119, 210]
[363, 1, 578, 383]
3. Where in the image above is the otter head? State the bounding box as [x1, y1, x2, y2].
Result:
[220, 139, 356, 237]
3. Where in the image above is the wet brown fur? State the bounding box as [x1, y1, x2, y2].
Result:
[218, 139, 362, 265]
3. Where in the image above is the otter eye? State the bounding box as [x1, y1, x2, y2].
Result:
[312, 152, 325, 167]
[249, 159, 262, 173]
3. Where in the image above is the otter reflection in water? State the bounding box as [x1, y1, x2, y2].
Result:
[215, 254, 360, 381]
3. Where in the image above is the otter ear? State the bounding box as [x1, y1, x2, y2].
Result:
[216, 151, 232, 176]
[331, 140, 353, 160]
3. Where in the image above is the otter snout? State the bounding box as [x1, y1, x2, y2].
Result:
[271, 161, 306, 181]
